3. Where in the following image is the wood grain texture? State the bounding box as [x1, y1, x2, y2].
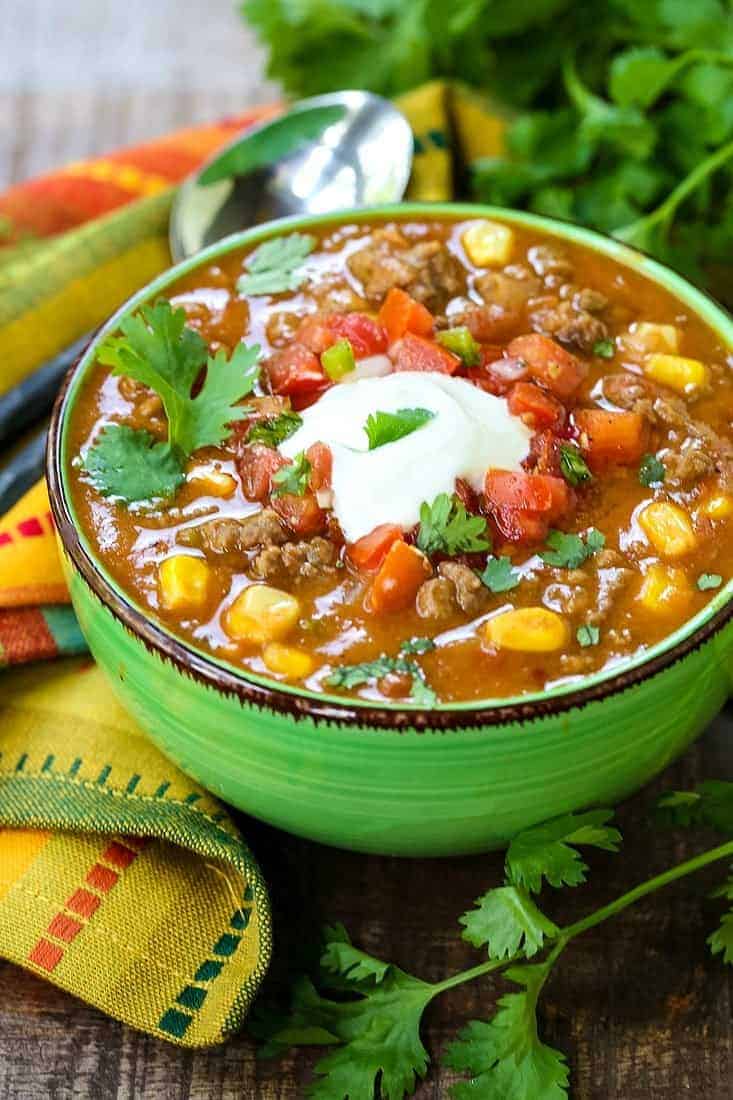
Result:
[1, 2, 732, 1094]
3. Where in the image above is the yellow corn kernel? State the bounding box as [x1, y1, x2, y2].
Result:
[626, 322, 680, 355]
[223, 584, 300, 643]
[644, 353, 709, 393]
[188, 467, 237, 499]
[702, 493, 733, 519]
[462, 220, 514, 267]
[638, 501, 697, 557]
[638, 564, 692, 614]
[263, 643, 315, 679]
[158, 555, 211, 612]
[481, 607, 568, 653]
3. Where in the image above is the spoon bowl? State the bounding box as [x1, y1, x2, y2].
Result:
[169, 91, 413, 262]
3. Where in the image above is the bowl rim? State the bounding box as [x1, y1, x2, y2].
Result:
[47, 201, 733, 731]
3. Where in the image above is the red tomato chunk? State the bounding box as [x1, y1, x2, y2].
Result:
[484, 469, 573, 544]
[508, 334, 587, 399]
[347, 523, 404, 571]
[265, 344, 326, 396]
[390, 333, 460, 374]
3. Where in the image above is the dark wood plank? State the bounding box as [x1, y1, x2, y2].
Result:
[1, 713, 732, 1099]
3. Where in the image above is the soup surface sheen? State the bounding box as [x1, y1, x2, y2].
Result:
[68, 216, 733, 705]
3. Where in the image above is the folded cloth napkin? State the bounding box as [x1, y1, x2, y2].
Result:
[0, 81, 506, 1043]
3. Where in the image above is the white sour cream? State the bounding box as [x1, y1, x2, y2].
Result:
[279, 371, 532, 542]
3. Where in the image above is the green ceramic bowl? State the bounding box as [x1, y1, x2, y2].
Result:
[47, 204, 733, 857]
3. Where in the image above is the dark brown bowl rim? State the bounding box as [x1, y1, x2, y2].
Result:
[46, 205, 733, 732]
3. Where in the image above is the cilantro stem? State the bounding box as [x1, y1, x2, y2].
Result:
[558, 838, 733, 944]
[430, 954, 519, 995]
[617, 138, 733, 246]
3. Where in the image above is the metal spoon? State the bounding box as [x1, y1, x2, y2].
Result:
[1, 91, 413, 511]
[169, 90, 413, 261]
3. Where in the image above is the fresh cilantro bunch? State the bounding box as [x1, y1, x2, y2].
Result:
[241, 0, 733, 297]
[255, 784, 733, 1098]
[84, 300, 260, 504]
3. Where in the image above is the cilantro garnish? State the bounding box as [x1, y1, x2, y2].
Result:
[576, 624, 600, 647]
[400, 637, 436, 655]
[559, 443, 592, 487]
[698, 573, 723, 591]
[84, 301, 259, 503]
[247, 410, 303, 447]
[479, 556, 521, 594]
[83, 425, 186, 503]
[326, 652, 437, 706]
[254, 787, 733, 1100]
[540, 528, 605, 569]
[272, 450, 312, 496]
[237, 232, 316, 296]
[592, 339, 615, 359]
[364, 407, 435, 450]
[417, 493, 490, 557]
[639, 453, 666, 487]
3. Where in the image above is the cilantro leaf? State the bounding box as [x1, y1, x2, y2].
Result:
[708, 910, 733, 965]
[479, 556, 521, 594]
[409, 674, 439, 707]
[506, 810, 621, 894]
[698, 573, 723, 590]
[417, 493, 491, 557]
[576, 624, 600, 648]
[592, 338, 615, 359]
[272, 451, 312, 496]
[639, 453, 666, 486]
[460, 886, 559, 960]
[321, 923, 391, 985]
[444, 964, 569, 1100]
[400, 637, 436, 655]
[540, 528, 605, 569]
[97, 299, 259, 456]
[83, 425, 186, 504]
[364, 407, 435, 450]
[247, 409, 303, 447]
[559, 444, 592, 487]
[656, 782, 733, 833]
[238, 232, 316, 296]
[327, 655, 438, 707]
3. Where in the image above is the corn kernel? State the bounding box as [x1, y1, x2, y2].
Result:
[644, 353, 709, 393]
[638, 564, 692, 614]
[223, 584, 300, 643]
[158, 555, 211, 612]
[462, 220, 514, 267]
[481, 607, 568, 653]
[263, 643, 315, 679]
[188, 467, 237, 498]
[702, 493, 733, 519]
[626, 322, 680, 355]
[638, 501, 697, 557]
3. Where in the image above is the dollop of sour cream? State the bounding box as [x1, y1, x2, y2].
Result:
[279, 371, 532, 543]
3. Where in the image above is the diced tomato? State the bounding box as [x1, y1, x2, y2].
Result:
[484, 469, 573, 545]
[523, 429, 562, 476]
[508, 382, 566, 430]
[271, 492, 327, 537]
[367, 540, 432, 614]
[347, 524, 404, 571]
[454, 478, 479, 514]
[328, 313, 388, 358]
[306, 442, 333, 491]
[574, 408, 648, 469]
[296, 316, 337, 355]
[264, 344, 327, 396]
[467, 351, 528, 395]
[390, 332, 461, 375]
[236, 443, 286, 502]
[377, 288, 434, 343]
[508, 334, 587, 400]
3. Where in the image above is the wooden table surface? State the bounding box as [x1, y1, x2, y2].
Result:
[1, 3, 732, 1096]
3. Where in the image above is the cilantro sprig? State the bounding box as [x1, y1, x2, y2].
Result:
[559, 443, 592, 488]
[326, 639, 438, 706]
[364, 407, 435, 451]
[540, 528, 605, 569]
[272, 450, 312, 497]
[84, 300, 259, 503]
[247, 410, 302, 447]
[479, 556, 520, 594]
[417, 493, 490, 557]
[237, 232, 316, 296]
[639, 453, 666, 487]
[258, 787, 733, 1099]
